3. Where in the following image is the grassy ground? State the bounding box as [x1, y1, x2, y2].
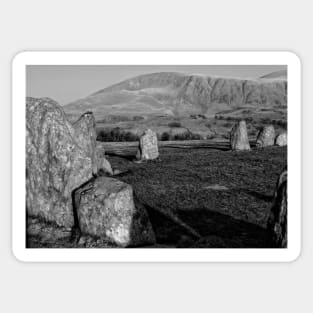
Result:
[109, 146, 287, 248]
[27, 145, 287, 248]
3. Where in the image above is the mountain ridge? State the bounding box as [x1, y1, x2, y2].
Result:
[64, 71, 287, 120]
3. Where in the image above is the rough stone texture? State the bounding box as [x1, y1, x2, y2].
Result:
[26, 97, 96, 228]
[275, 132, 287, 146]
[95, 146, 113, 175]
[26, 217, 72, 245]
[267, 167, 287, 248]
[256, 125, 275, 147]
[230, 120, 250, 151]
[73, 112, 98, 175]
[137, 129, 159, 160]
[74, 176, 156, 247]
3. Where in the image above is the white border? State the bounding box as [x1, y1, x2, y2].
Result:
[12, 52, 301, 262]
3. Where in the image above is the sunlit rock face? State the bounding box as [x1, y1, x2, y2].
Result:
[267, 167, 287, 248]
[74, 176, 156, 247]
[275, 132, 287, 146]
[256, 125, 275, 147]
[230, 120, 250, 151]
[136, 129, 159, 160]
[26, 97, 96, 228]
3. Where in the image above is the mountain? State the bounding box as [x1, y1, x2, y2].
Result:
[260, 70, 287, 80]
[64, 72, 287, 121]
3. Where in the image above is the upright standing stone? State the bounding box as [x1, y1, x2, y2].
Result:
[73, 112, 98, 175]
[267, 167, 287, 248]
[74, 176, 156, 247]
[256, 125, 275, 147]
[275, 132, 287, 146]
[95, 145, 113, 176]
[230, 120, 250, 151]
[26, 97, 97, 228]
[136, 129, 159, 160]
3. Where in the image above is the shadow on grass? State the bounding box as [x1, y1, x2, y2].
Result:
[144, 205, 269, 248]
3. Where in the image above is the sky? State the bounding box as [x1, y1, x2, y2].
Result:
[26, 65, 287, 105]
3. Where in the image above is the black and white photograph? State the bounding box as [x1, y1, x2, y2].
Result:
[23, 57, 289, 251]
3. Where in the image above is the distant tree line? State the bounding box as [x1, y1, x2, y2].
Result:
[96, 127, 204, 142]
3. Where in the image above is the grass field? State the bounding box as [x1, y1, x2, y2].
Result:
[27, 145, 287, 248]
[108, 145, 287, 248]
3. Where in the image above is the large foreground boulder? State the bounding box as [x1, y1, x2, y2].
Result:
[256, 125, 275, 147]
[136, 129, 159, 160]
[275, 132, 287, 146]
[26, 97, 97, 228]
[267, 167, 287, 248]
[74, 176, 156, 247]
[230, 120, 250, 151]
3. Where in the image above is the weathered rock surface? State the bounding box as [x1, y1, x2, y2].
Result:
[230, 120, 250, 151]
[136, 129, 159, 160]
[96, 146, 113, 175]
[74, 176, 156, 247]
[26, 97, 97, 228]
[275, 132, 287, 146]
[26, 217, 72, 245]
[267, 167, 287, 248]
[73, 111, 98, 175]
[256, 125, 275, 147]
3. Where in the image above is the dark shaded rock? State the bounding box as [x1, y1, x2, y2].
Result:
[267, 167, 287, 248]
[256, 125, 275, 147]
[136, 129, 159, 160]
[26, 97, 96, 228]
[74, 176, 156, 247]
[275, 132, 287, 146]
[230, 120, 250, 151]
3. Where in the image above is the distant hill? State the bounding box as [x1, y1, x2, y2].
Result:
[260, 70, 287, 80]
[64, 72, 287, 120]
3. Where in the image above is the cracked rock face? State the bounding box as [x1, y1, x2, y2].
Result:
[267, 167, 287, 248]
[230, 120, 250, 151]
[26, 97, 97, 228]
[137, 129, 159, 160]
[256, 125, 275, 147]
[275, 132, 287, 146]
[74, 176, 156, 247]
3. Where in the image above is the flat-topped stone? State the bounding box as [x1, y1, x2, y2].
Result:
[74, 176, 156, 247]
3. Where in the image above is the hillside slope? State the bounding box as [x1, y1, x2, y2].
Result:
[260, 70, 287, 80]
[64, 72, 287, 120]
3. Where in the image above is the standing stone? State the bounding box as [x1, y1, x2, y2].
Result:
[95, 145, 113, 176]
[230, 120, 250, 151]
[74, 176, 156, 247]
[137, 129, 159, 160]
[275, 132, 287, 146]
[26, 97, 97, 228]
[73, 111, 98, 175]
[256, 125, 275, 147]
[267, 167, 287, 248]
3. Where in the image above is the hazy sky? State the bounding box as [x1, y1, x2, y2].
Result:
[26, 65, 287, 105]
